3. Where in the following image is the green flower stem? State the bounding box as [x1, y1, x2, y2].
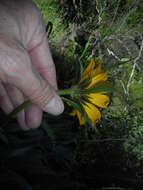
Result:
[8, 100, 32, 118]
[8, 88, 75, 118]
[58, 88, 75, 96]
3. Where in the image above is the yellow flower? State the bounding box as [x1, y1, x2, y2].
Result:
[71, 58, 110, 127]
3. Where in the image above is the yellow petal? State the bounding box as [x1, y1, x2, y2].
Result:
[91, 58, 102, 77]
[88, 93, 110, 108]
[70, 103, 101, 127]
[83, 103, 101, 127]
[70, 110, 85, 125]
[88, 71, 108, 88]
[76, 110, 85, 125]
[82, 58, 95, 80]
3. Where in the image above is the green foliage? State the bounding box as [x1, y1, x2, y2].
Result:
[130, 74, 143, 110]
[34, 0, 65, 43]
[124, 113, 143, 167]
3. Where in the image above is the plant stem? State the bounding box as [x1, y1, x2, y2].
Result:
[58, 88, 74, 96]
[8, 100, 32, 118]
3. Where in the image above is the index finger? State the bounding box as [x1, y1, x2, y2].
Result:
[29, 35, 58, 90]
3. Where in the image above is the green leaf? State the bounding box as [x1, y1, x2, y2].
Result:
[79, 35, 92, 61]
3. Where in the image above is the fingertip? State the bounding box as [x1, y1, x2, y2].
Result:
[43, 95, 64, 116]
[17, 111, 30, 131]
[25, 105, 43, 129]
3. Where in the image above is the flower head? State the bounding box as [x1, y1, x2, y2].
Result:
[71, 57, 110, 127]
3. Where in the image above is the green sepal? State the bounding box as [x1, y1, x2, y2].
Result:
[79, 77, 92, 89]
[85, 82, 113, 94]
[62, 97, 85, 117]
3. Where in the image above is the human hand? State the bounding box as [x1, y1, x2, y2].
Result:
[0, 0, 64, 130]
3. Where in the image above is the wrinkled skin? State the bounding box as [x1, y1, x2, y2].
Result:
[0, 0, 64, 130]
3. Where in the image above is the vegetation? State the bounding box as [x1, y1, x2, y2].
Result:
[0, 0, 143, 189]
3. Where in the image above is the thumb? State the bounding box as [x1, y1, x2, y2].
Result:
[17, 71, 64, 115]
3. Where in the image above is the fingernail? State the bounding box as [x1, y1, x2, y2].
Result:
[44, 95, 64, 115]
